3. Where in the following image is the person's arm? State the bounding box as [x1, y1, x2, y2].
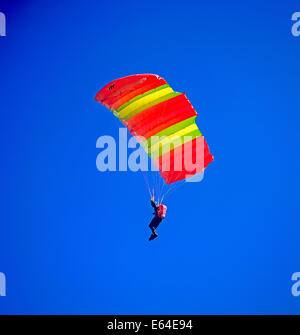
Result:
[151, 197, 158, 213]
[151, 197, 157, 207]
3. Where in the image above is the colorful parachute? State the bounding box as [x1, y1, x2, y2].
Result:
[95, 74, 213, 185]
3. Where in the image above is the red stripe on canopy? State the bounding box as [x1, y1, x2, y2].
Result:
[126, 93, 197, 139]
[154, 137, 214, 184]
[95, 74, 167, 111]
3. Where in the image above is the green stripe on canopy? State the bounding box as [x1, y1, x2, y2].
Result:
[142, 116, 198, 151]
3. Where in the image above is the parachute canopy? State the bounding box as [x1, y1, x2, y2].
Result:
[95, 74, 213, 184]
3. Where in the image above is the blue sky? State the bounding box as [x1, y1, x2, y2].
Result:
[0, 0, 299, 314]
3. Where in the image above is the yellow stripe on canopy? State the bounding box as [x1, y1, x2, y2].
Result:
[118, 86, 173, 119]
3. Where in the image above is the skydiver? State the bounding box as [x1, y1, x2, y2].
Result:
[148, 197, 167, 241]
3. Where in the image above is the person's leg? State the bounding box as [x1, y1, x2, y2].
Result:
[154, 218, 162, 230]
[150, 218, 162, 236]
[149, 218, 157, 234]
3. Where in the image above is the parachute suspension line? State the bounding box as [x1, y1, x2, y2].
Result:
[154, 170, 157, 199]
[154, 171, 158, 203]
[141, 154, 155, 199]
[158, 176, 166, 204]
[151, 170, 155, 199]
[158, 172, 163, 204]
[158, 170, 166, 204]
[140, 159, 185, 203]
[156, 171, 161, 204]
[159, 174, 165, 204]
[161, 179, 186, 203]
[156, 171, 161, 203]
[151, 169, 154, 188]
[140, 169, 152, 198]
